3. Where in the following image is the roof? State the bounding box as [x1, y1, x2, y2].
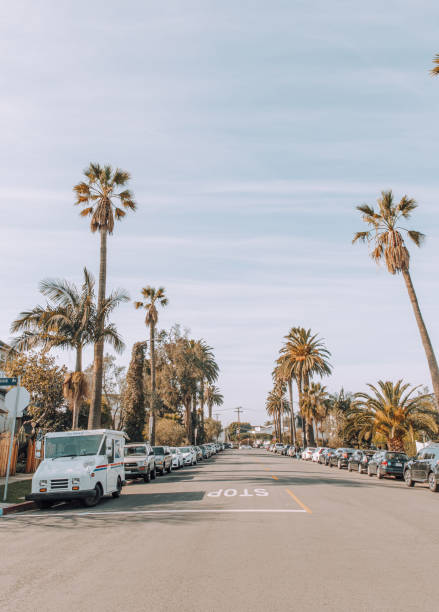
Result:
[45, 429, 127, 438]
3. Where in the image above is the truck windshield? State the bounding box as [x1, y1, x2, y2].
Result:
[45, 435, 104, 459]
[126, 446, 146, 456]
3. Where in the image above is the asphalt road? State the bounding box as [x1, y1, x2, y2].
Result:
[1, 449, 438, 611]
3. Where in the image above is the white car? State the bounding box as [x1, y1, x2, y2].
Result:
[273, 443, 285, 454]
[179, 446, 197, 466]
[302, 447, 316, 461]
[170, 447, 184, 469]
[312, 447, 328, 462]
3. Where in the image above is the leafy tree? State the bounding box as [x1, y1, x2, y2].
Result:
[204, 417, 222, 442]
[74, 163, 136, 428]
[5, 351, 70, 432]
[154, 418, 187, 446]
[134, 287, 168, 444]
[122, 342, 147, 442]
[346, 380, 438, 452]
[227, 421, 251, 441]
[353, 191, 439, 405]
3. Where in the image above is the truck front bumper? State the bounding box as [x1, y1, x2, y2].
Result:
[26, 489, 96, 502]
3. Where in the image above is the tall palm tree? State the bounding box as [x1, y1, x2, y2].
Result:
[353, 190, 439, 405]
[430, 54, 439, 76]
[275, 362, 296, 445]
[11, 269, 126, 428]
[266, 383, 287, 442]
[204, 384, 224, 419]
[188, 339, 219, 442]
[134, 286, 168, 444]
[278, 327, 331, 445]
[74, 163, 136, 428]
[346, 380, 438, 451]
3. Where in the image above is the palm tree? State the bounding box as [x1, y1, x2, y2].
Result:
[430, 54, 439, 76]
[346, 380, 438, 451]
[266, 383, 287, 442]
[353, 190, 439, 405]
[188, 339, 219, 442]
[204, 384, 224, 419]
[278, 327, 331, 445]
[11, 269, 127, 428]
[302, 383, 328, 445]
[134, 286, 168, 444]
[74, 163, 136, 428]
[274, 362, 296, 445]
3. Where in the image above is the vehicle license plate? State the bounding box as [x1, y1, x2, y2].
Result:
[395, 462, 402, 467]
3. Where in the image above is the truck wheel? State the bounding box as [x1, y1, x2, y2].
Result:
[81, 484, 102, 507]
[428, 472, 439, 492]
[167, 464, 172, 473]
[150, 467, 156, 480]
[36, 500, 53, 510]
[143, 470, 151, 483]
[112, 477, 122, 498]
[404, 470, 415, 487]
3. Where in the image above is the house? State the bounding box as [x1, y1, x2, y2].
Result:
[0, 340, 13, 432]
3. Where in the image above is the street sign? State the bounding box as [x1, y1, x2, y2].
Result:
[5, 386, 30, 418]
[0, 377, 18, 387]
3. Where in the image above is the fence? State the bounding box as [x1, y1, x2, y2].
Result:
[0, 433, 18, 477]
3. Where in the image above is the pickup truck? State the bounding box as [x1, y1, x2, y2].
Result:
[124, 443, 156, 482]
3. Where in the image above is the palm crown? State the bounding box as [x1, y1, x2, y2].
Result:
[73, 163, 136, 234]
[353, 190, 425, 275]
[278, 327, 332, 384]
[431, 53, 439, 77]
[134, 286, 168, 327]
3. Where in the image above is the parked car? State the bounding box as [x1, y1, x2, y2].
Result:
[200, 445, 211, 459]
[324, 448, 338, 465]
[124, 442, 156, 482]
[368, 450, 408, 479]
[281, 445, 291, 456]
[179, 446, 197, 466]
[273, 443, 284, 454]
[194, 446, 203, 461]
[153, 446, 173, 475]
[302, 447, 316, 461]
[348, 450, 375, 474]
[404, 445, 439, 491]
[169, 447, 184, 469]
[329, 448, 355, 469]
[312, 447, 328, 463]
[318, 448, 331, 464]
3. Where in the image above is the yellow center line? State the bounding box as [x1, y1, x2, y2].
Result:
[264, 468, 270, 471]
[285, 488, 312, 514]
[271, 475, 278, 480]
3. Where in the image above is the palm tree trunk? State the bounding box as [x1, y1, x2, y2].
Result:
[402, 269, 439, 406]
[208, 401, 212, 419]
[88, 227, 107, 429]
[150, 322, 156, 445]
[288, 378, 296, 445]
[297, 377, 306, 446]
[200, 379, 205, 440]
[73, 346, 82, 430]
[184, 398, 192, 442]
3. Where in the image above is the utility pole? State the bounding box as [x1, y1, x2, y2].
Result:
[234, 406, 243, 447]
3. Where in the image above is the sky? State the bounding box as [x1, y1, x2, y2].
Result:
[1, 1, 439, 427]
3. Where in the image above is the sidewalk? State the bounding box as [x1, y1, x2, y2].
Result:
[0, 473, 32, 486]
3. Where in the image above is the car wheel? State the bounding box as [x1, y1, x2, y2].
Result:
[150, 467, 156, 480]
[377, 468, 383, 479]
[367, 466, 373, 477]
[112, 477, 122, 498]
[404, 470, 414, 487]
[428, 472, 439, 492]
[36, 500, 54, 510]
[81, 484, 102, 507]
[143, 469, 151, 483]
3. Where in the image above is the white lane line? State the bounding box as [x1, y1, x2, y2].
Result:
[3, 508, 307, 518]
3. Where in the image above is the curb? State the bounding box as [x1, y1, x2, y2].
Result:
[0, 501, 36, 516]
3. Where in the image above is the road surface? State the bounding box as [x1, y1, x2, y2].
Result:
[1, 449, 437, 611]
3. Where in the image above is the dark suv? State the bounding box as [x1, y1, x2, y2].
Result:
[367, 450, 408, 479]
[348, 450, 375, 474]
[329, 448, 355, 469]
[404, 445, 439, 492]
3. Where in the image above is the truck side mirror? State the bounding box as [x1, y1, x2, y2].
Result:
[35, 440, 42, 458]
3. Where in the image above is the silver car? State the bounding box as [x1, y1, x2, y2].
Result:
[170, 447, 184, 469]
[179, 446, 197, 466]
[124, 443, 156, 482]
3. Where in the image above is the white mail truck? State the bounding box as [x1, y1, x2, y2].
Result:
[26, 429, 126, 509]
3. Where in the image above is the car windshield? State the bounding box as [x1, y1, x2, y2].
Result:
[126, 446, 147, 456]
[45, 434, 103, 459]
[153, 447, 165, 455]
[386, 452, 408, 460]
[180, 447, 192, 452]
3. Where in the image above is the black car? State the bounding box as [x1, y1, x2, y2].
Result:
[348, 450, 375, 474]
[404, 445, 439, 492]
[324, 449, 338, 465]
[329, 448, 355, 469]
[367, 450, 408, 479]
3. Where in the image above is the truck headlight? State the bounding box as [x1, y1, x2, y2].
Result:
[39, 480, 48, 487]
[72, 478, 80, 485]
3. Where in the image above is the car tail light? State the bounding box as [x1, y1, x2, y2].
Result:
[343, 453, 348, 458]
[362, 457, 368, 463]
[381, 461, 388, 466]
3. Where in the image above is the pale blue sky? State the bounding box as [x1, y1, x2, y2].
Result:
[1, 1, 439, 426]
